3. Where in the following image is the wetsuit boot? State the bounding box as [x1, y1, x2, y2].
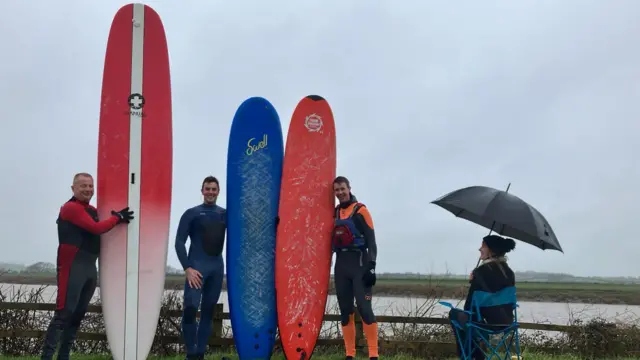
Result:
[362, 321, 379, 360]
[341, 313, 356, 359]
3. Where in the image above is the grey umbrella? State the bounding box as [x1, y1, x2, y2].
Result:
[431, 185, 563, 252]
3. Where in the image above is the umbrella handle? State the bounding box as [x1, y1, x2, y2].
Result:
[474, 182, 510, 269]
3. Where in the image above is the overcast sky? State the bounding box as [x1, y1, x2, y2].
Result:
[1, 0, 638, 278]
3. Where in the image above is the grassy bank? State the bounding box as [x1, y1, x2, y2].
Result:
[1, 284, 640, 359]
[369, 277, 640, 305]
[3, 273, 640, 305]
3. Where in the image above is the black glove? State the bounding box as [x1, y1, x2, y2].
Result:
[112, 207, 134, 223]
[363, 260, 376, 287]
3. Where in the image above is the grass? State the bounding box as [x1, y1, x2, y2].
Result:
[1, 353, 639, 360]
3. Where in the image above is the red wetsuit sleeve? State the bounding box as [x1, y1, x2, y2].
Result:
[59, 202, 120, 235]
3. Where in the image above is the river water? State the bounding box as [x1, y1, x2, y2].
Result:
[2, 283, 639, 328]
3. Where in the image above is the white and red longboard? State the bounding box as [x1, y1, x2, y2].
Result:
[96, 3, 172, 360]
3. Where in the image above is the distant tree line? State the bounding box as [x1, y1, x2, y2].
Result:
[0, 262, 184, 276]
[0, 262, 638, 284]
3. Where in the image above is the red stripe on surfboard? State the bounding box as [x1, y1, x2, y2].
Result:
[97, 4, 132, 227]
[275, 96, 337, 360]
[97, 5, 133, 357]
[140, 4, 172, 223]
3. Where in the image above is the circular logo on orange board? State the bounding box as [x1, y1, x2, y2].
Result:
[304, 113, 323, 132]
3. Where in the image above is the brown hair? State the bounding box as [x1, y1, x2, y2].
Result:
[333, 176, 350, 188]
[202, 176, 219, 190]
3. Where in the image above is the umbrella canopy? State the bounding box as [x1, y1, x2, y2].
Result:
[431, 185, 563, 252]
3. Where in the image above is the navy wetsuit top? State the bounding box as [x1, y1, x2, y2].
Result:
[175, 203, 227, 270]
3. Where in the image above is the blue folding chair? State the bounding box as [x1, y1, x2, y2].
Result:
[439, 286, 522, 360]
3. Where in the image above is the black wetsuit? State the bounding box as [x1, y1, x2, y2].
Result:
[332, 196, 378, 325]
[40, 197, 121, 360]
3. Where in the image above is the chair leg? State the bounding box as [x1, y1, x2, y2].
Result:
[472, 335, 491, 360]
[513, 330, 522, 360]
[465, 330, 486, 360]
[450, 322, 470, 360]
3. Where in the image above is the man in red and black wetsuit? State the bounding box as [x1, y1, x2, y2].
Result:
[40, 173, 133, 360]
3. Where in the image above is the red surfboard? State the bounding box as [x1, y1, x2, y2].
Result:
[275, 95, 337, 360]
[96, 4, 172, 360]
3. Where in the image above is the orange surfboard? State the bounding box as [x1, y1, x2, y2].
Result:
[275, 95, 337, 360]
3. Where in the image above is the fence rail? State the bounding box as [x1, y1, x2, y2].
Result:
[0, 301, 572, 332]
[0, 301, 573, 356]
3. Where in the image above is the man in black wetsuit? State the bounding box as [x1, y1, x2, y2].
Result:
[175, 176, 227, 360]
[331, 176, 379, 360]
[40, 173, 133, 360]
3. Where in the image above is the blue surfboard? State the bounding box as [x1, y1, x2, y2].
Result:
[226, 97, 284, 359]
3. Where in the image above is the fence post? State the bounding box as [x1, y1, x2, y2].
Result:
[212, 303, 223, 345]
[353, 306, 364, 347]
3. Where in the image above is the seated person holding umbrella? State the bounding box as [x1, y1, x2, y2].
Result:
[432, 184, 562, 359]
[447, 234, 517, 360]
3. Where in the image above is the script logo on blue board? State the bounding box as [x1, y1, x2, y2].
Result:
[246, 134, 268, 156]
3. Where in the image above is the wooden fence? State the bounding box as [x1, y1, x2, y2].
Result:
[0, 302, 572, 355]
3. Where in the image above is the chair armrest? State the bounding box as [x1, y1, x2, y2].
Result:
[439, 301, 474, 316]
[438, 301, 455, 309]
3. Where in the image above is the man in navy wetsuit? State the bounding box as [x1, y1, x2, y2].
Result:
[41, 173, 133, 360]
[175, 176, 227, 360]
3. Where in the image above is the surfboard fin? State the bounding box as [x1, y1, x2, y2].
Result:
[299, 350, 307, 360]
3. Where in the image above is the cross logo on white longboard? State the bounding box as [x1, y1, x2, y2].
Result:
[128, 93, 145, 110]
